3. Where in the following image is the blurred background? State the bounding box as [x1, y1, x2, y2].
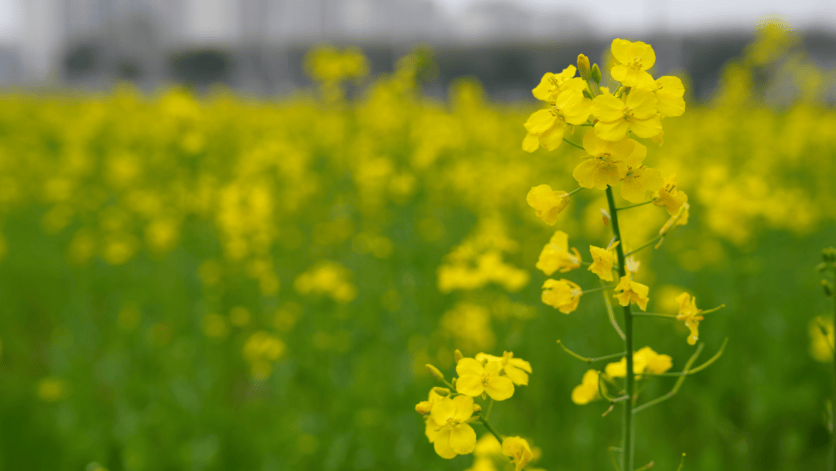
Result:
[1, 1, 836, 471]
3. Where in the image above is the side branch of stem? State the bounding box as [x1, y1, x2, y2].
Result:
[557, 340, 626, 364]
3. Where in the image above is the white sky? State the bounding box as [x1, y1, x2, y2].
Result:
[437, 0, 836, 34]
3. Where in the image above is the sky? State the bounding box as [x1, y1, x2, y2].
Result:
[1, 0, 835, 41]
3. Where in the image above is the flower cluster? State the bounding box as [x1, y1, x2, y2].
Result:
[416, 351, 537, 468]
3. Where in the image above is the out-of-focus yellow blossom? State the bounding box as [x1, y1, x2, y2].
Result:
[573, 131, 645, 190]
[440, 302, 496, 352]
[660, 203, 690, 235]
[605, 347, 672, 378]
[456, 357, 515, 401]
[37, 378, 68, 402]
[675, 292, 704, 345]
[654, 76, 686, 117]
[535, 230, 581, 275]
[202, 313, 229, 339]
[502, 437, 534, 471]
[466, 434, 502, 471]
[541, 278, 582, 314]
[425, 395, 479, 459]
[614, 273, 650, 311]
[588, 240, 619, 281]
[610, 38, 657, 89]
[654, 175, 688, 216]
[293, 262, 357, 303]
[523, 81, 591, 152]
[592, 90, 662, 141]
[571, 369, 602, 405]
[526, 184, 569, 225]
[809, 316, 834, 362]
[242, 331, 286, 380]
[416, 387, 450, 415]
[476, 351, 532, 386]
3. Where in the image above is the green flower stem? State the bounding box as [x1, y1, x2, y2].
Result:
[676, 453, 687, 471]
[632, 343, 704, 414]
[634, 461, 655, 471]
[557, 340, 626, 364]
[602, 280, 626, 340]
[606, 185, 635, 471]
[624, 233, 663, 258]
[563, 138, 585, 150]
[484, 398, 494, 421]
[582, 285, 616, 295]
[479, 417, 503, 443]
[568, 187, 584, 196]
[616, 200, 654, 211]
[608, 447, 623, 471]
[639, 338, 728, 378]
[631, 312, 678, 319]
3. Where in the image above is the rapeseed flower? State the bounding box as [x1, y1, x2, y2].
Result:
[523, 83, 591, 152]
[573, 131, 646, 190]
[456, 357, 515, 401]
[676, 293, 704, 345]
[526, 184, 569, 225]
[535, 230, 581, 275]
[476, 351, 532, 386]
[592, 90, 662, 141]
[654, 76, 686, 117]
[502, 437, 534, 470]
[605, 347, 672, 378]
[654, 175, 688, 215]
[610, 39, 657, 90]
[588, 241, 619, 281]
[425, 395, 479, 459]
[541, 278, 582, 314]
[571, 369, 602, 405]
[614, 273, 650, 311]
[416, 387, 450, 415]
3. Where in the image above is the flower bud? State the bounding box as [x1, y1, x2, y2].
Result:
[415, 401, 432, 415]
[583, 89, 594, 100]
[431, 386, 450, 397]
[577, 54, 591, 80]
[425, 364, 445, 382]
[591, 63, 602, 83]
[454, 349, 464, 362]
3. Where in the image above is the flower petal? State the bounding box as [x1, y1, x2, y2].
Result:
[449, 424, 477, 455]
[485, 376, 515, 401]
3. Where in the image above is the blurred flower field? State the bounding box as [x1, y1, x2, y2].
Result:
[1, 25, 836, 470]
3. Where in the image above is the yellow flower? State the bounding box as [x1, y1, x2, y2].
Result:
[535, 230, 581, 275]
[456, 357, 515, 401]
[523, 87, 592, 152]
[573, 130, 646, 190]
[588, 240, 619, 281]
[610, 38, 657, 89]
[654, 76, 686, 117]
[416, 387, 450, 415]
[653, 175, 688, 216]
[592, 90, 662, 141]
[621, 166, 663, 203]
[613, 273, 649, 311]
[676, 293, 704, 345]
[526, 184, 569, 225]
[476, 351, 532, 386]
[541, 278, 582, 314]
[502, 437, 534, 471]
[605, 347, 672, 378]
[571, 369, 602, 405]
[531, 66, 580, 102]
[425, 395, 479, 459]
[810, 316, 835, 363]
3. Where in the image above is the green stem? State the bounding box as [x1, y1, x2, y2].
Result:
[602, 279, 626, 340]
[557, 340, 626, 364]
[563, 138, 585, 150]
[568, 187, 584, 196]
[606, 185, 635, 471]
[479, 417, 503, 443]
[582, 285, 616, 295]
[633, 343, 704, 414]
[484, 398, 494, 421]
[634, 462, 655, 471]
[624, 233, 664, 258]
[631, 312, 678, 319]
[617, 200, 654, 211]
[640, 338, 728, 377]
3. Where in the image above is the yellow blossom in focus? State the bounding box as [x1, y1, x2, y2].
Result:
[588, 241, 619, 281]
[810, 316, 834, 362]
[605, 346, 672, 378]
[535, 230, 581, 275]
[541, 278, 582, 314]
[456, 357, 515, 401]
[502, 437, 534, 471]
[592, 90, 662, 141]
[425, 395, 479, 459]
[526, 184, 569, 225]
[571, 369, 602, 405]
[573, 130, 646, 190]
[621, 165, 663, 203]
[614, 273, 650, 311]
[654, 76, 686, 117]
[531, 65, 579, 102]
[610, 38, 657, 89]
[654, 175, 688, 216]
[523, 84, 591, 152]
[416, 387, 450, 415]
[476, 351, 532, 386]
[676, 292, 704, 345]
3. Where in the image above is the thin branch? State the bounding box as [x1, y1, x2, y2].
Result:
[479, 418, 503, 443]
[632, 312, 678, 319]
[632, 343, 704, 414]
[602, 279, 626, 340]
[634, 461, 655, 471]
[676, 453, 687, 471]
[617, 200, 654, 211]
[624, 234, 664, 258]
[608, 447, 623, 471]
[563, 138, 585, 150]
[567, 187, 584, 196]
[582, 285, 616, 295]
[557, 340, 626, 364]
[640, 338, 728, 377]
